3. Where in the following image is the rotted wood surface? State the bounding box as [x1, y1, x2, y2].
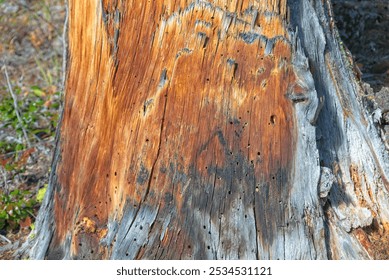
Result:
[27, 0, 389, 259]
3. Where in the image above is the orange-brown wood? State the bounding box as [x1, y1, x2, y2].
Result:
[50, 0, 299, 259]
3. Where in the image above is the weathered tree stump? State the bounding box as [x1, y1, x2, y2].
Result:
[26, 0, 389, 259]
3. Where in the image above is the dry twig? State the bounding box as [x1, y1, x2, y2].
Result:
[0, 234, 12, 244]
[0, 166, 8, 192]
[2, 65, 32, 148]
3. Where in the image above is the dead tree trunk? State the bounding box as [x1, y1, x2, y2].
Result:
[26, 0, 389, 259]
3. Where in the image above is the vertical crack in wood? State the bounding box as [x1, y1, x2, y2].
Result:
[252, 187, 259, 259]
[142, 73, 169, 203]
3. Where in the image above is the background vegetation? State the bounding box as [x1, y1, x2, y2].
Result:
[0, 0, 64, 258]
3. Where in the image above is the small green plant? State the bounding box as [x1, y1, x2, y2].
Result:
[0, 189, 36, 230]
[0, 86, 60, 155]
[36, 184, 47, 203]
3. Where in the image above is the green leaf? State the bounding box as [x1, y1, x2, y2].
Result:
[5, 163, 15, 172]
[0, 211, 7, 219]
[22, 190, 30, 196]
[51, 102, 60, 109]
[30, 86, 45, 97]
[36, 186, 47, 203]
[32, 128, 50, 136]
[10, 189, 20, 197]
[15, 143, 25, 152]
[28, 104, 38, 113]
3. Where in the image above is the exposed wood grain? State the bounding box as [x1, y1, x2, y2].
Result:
[49, 0, 300, 259]
[25, 0, 389, 260]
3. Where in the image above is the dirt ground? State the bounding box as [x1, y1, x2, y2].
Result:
[333, 0, 389, 90]
[0, 0, 65, 259]
[0, 0, 388, 259]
